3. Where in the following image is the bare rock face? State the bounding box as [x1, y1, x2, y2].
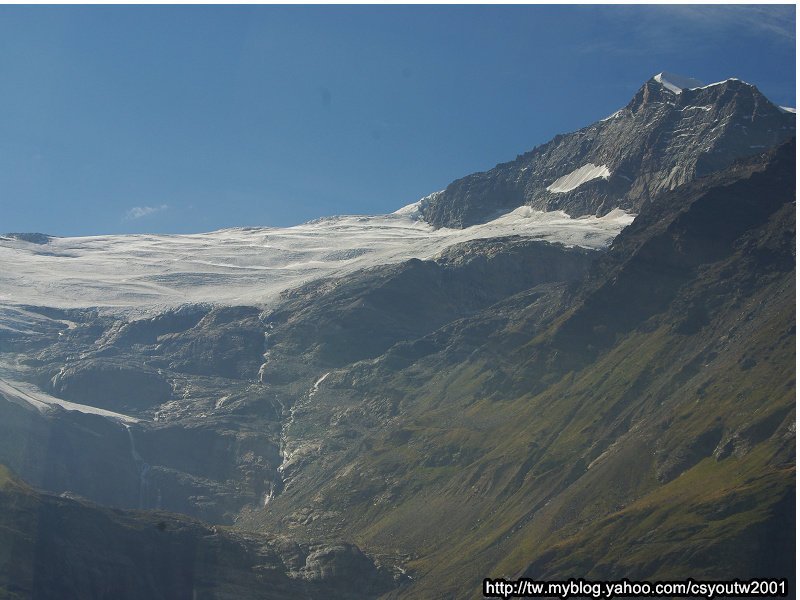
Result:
[260, 237, 596, 374]
[420, 75, 795, 228]
[50, 360, 172, 412]
[299, 543, 391, 589]
[2, 232, 52, 244]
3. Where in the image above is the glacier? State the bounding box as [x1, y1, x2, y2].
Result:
[0, 206, 634, 316]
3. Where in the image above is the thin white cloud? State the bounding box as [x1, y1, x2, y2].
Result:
[666, 5, 795, 42]
[577, 5, 795, 56]
[124, 204, 168, 221]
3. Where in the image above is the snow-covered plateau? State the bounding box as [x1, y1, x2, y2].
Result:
[1, 206, 634, 316]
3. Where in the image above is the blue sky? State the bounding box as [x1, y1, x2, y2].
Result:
[0, 5, 795, 235]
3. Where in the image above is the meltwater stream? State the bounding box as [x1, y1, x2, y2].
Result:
[124, 424, 151, 509]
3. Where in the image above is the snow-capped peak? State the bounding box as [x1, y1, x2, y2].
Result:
[653, 72, 704, 94]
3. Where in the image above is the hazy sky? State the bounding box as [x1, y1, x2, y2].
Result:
[0, 5, 795, 235]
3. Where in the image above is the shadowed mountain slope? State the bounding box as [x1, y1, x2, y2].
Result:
[0, 464, 397, 600]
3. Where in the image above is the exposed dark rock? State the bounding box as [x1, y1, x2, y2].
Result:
[49, 359, 172, 412]
[2, 232, 52, 244]
[156, 307, 266, 380]
[261, 237, 595, 375]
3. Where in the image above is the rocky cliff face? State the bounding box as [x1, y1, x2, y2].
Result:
[260, 238, 594, 378]
[419, 73, 795, 228]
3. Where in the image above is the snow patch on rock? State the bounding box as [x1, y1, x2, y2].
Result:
[547, 163, 611, 193]
[654, 72, 704, 94]
[600, 109, 623, 122]
[393, 190, 443, 219]
[309, 372, 331, 398]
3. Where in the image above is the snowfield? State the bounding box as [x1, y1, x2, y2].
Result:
[547, 164, 611, 193]
[0, 206, 634, 315]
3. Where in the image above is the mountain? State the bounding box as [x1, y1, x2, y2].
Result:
[0, 74, 794, 599]
[418, 73, 795, 228]
[240, 140, 796, 596]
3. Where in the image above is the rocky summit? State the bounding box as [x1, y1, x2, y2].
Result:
[0, 73, 795, 599]
[418, 73, 795, 228]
